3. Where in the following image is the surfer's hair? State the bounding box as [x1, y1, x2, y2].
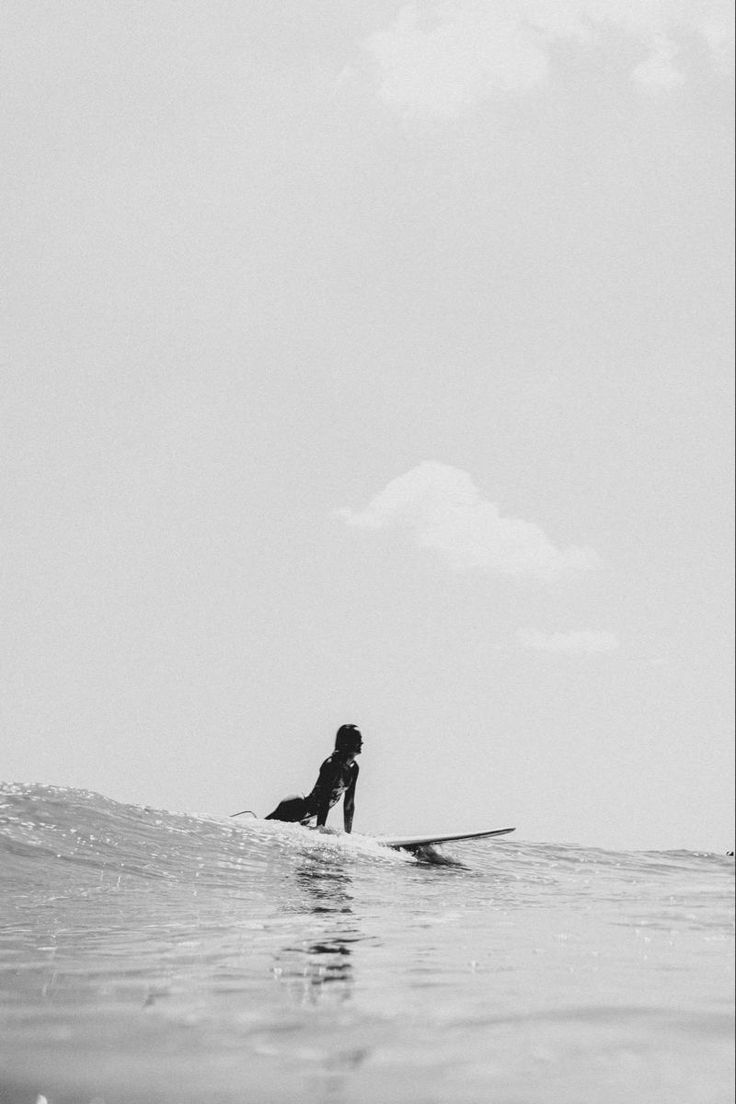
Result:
[335, 724, 362, 752]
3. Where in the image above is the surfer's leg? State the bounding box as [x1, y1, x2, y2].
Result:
[265, 796, 309, 822]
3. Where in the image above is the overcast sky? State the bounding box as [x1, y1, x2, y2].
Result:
[2, 1, 733, 851]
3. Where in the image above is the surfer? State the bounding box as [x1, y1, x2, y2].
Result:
[264, 724, 363, 833]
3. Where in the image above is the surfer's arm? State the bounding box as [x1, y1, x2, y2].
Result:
[343, 766, 358, 833]
[312, 758, 337, 827]
[315, 797, 331, 827]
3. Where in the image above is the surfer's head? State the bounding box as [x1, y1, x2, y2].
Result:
[335, 724, 363, 756]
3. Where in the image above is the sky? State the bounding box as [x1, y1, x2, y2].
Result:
[2, 0, 734, 852]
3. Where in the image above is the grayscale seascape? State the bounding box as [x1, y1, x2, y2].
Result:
[1, 785, 733, 1104]
[2, 3, 734, 1103]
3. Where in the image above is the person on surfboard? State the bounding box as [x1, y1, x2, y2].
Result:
[264, 724, 362, 833]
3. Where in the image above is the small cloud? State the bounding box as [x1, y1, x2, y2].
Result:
[362, 0, 734, 117]
[366, 4, 550, 119]
[338, 462, 599, 580]
[517, 629, 620, 654]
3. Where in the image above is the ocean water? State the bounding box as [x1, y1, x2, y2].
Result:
[0, 784, 733, 1104]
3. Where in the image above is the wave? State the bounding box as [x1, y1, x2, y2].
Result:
[2, 782, 730, 893]
[0, 782, 413, 894]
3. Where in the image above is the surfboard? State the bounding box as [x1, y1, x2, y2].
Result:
[376, 827, 515, 851]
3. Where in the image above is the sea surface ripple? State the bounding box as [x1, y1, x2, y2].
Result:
[0, 783, 733, 1104]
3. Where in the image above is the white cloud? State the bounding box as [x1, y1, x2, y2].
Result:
[338, 462, 599, 580]
[364, 0, 734, 117]
[366, 5, 550, 119]
[517, 628, 620, 654]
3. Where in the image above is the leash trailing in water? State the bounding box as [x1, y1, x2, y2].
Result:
[230, 809, 257, 818]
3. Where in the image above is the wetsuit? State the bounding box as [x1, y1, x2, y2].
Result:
[265, 753, 359, 830]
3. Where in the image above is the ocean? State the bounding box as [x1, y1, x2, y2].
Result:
[0, 784, 733, 1104]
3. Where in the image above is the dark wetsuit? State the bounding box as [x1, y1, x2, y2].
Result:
[265, 753, 359, 830]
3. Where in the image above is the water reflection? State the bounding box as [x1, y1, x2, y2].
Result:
[273, 856, 362, 1004]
